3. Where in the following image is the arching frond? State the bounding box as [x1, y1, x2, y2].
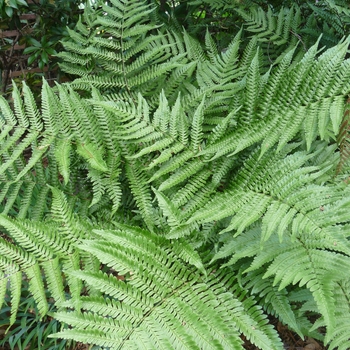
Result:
[51, 225, 283, 350]
[1, 1, 350, 348]
[57, 0, 187, 99]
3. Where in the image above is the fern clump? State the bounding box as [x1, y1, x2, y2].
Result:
[1, 0, 350, 349]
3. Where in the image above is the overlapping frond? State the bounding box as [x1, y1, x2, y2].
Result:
[0, 82, 55, 219]
[191, 144, 349, 241]
[214, 226, 350, 344]
[235, 5, 301, 54]
[199, 37, 350, 160]
[0, 188, 102, 327]
[337, 95, 350, 174]
[51, 225, 283, 350]
[1, 0, 350, 348]
[58, 0, 186, 100]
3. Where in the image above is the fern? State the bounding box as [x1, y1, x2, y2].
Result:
[1, 0, 350, 349]
[51, 225, 283, 350]
[57, 0, 186, 100]
[336, 95, 350, 174]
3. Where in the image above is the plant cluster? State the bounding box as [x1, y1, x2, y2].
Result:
[0, 0, 84, 93]
[0, 280, 70, 350]
[0, 0, 350, 349]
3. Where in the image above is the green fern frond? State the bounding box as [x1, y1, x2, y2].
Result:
[0, 188, 98, 325]
[88, 168, 106, 208]
[199, 37, 350, 160]
[158, 159, 205, 192]
[55, 138, 72, 185]
[0, 236, 35, 268]
[325, 281, 350, 349]
[8, 271, 22, 328]
[239, 268, 304, 338]
[22, 82, 43, 131]
[50, 187, 88, 242]
[153, 188, 182, 228]
[262, 246, 347, 335]
[25, 263, 49, 315]
[190, 96, 206, 153]
[308, 2, 345, 36]
[336, 95, 350, 174]
[171, 168, 212, 208]
[0, 95, 16, 126]
[50, 328, 117, 348]
[50, 225, 283, 350]
[217, 224, 350, 336]
[190, 144, 350, 242]
[43, 257, 66, 305]
[0, 276, 7, 311]
[11, 84, 29, 128]
[76, 142, 108, 173]
[58, 0, 186, 98]
[125, 160, 155, 231]
[235, 5, 300, 48]
[0, 215, 55, 259]
[30, 185, 51, 221]
[1, 1, 350, 348]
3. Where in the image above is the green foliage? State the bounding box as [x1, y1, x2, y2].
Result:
[57, 0, 187, 101]
[181, 0, 350, 53]
[0, 283, 71, 350]
[0, 0, 84, 93]
[1, 0, 350, 349]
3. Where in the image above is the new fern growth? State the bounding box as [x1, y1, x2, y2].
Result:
[1, 0, 350, 349]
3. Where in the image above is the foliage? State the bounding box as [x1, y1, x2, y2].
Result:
[0, 0, 350, 349]
[163, 0, 350, 52]
[0, 0, 84, 93]
[0, 282, 70, 350]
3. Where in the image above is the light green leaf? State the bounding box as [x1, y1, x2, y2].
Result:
[76, 142, 108, 172]
[56, 138, 72, 185]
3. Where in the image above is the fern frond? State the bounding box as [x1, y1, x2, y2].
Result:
[217, 224, 350, 338]
[261, 246, 347, 335]
[58, 0, 187, 99]
[200, 37, 350, 160]
[153, 188, 182, 228]
[239, 268, 304, 338]
[308, 2, 345, 36]
[11, 84, 29, 128]
[0, 276, 7, 311]
[125, 160, 155, 231]
[236, 5, 302, 55]
[76, 142, 108, 173]
[325, 281, 350, 349]
[190, 96, 206, 153]
[191, 144, 350, 243]
[50, 187, 88, 242]
[1, 1, 350, 348]
[171, 169, 212, 208]
[50, 329, 116, 348]
[0, 215, 55, 259]
[0, 236, 35, 268]
[8, 271, 22, 328]
[22, 82, 43, 131]
[158, 159, 205, 192]
[0, 95, 16, 126]
[51, 225, 283, 350]
[336, 95, 350, 174]
[25, 263, 49, 315]
[42, 257, 66, 305]
[55, 138, 72, 185]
